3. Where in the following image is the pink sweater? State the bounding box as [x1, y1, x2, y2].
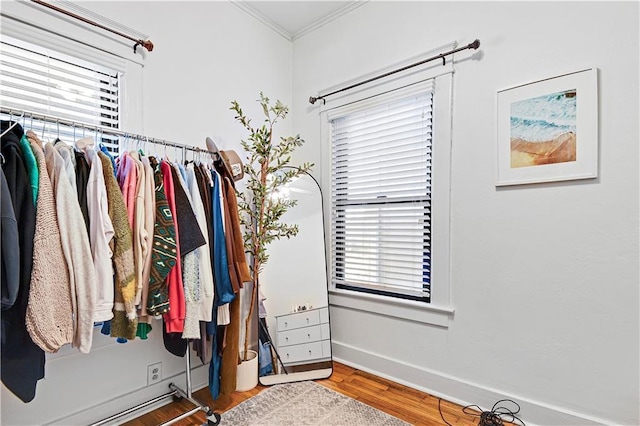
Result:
[161, 161, 185, 333]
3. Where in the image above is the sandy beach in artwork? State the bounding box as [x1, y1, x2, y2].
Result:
[510, 131, 576, 168]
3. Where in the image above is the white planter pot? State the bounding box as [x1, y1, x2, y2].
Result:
[236, 350, 258, 392]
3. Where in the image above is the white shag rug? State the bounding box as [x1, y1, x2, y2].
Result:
[220, 380, 411, 425]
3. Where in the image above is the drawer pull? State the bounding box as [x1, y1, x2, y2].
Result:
[308, 350, 312, 355]
[285, 337, 289, 342]
[284, 321, 288, 327]
[307, 333, 311, 338]
[306, 318, 310, 323]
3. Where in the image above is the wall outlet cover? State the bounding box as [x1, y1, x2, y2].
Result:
[147, 362, 162, 386]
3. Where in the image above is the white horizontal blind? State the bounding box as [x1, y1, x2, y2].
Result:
[0, 40, 120, 153]
[331, 89, 433, 302]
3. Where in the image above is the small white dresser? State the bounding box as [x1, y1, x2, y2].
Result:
[275, 306, 331, 367]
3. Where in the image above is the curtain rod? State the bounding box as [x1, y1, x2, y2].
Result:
[0, 107, 215, 155]
[309, 39, 480, 105]
[30, 0, 154, 53]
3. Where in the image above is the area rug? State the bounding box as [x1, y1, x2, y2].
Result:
[220, 380, 411, 425]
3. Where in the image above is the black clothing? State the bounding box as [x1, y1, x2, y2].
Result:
[0, 121, 45, 403]
[74, 150, 91, 238]
[169, 166, 206, 256]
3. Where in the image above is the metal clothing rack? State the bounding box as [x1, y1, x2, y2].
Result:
[1, 106, 221, 426]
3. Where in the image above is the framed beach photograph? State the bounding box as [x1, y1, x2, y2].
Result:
[496, 68, 598, 186]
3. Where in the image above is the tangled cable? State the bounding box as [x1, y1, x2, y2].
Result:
[439, 397, 525, 426]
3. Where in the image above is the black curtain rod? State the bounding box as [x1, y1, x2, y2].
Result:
[30, 0, 154, 53]
[309, 39, 480, 105]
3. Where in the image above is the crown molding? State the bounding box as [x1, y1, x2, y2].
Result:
[291, 1, 368, 41]
[231, 0, 292, 41]
[232, 1, 369, 42]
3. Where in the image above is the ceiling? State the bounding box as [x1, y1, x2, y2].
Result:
[235, 1, 366, 40]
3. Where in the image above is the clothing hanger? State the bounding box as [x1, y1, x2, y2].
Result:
[0, 111, 24, 138]
[163, 140, 170, 162]
[53, 119, 62, 144]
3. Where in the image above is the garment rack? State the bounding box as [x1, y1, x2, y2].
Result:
[0, 107, 221, 426]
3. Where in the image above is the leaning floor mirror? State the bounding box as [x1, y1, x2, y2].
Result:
[257, 168, 332, 385]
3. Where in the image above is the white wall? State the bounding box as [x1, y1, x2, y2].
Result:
[292, 2, 639, 425]
[0, 2, 292, 424]
[2, 1, 638, 425]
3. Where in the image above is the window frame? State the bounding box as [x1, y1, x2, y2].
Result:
[330, 89, 434, 303]
[320, 62, 454, 326]
[0, 5, 143, 134]
[1, 36, 123, 152]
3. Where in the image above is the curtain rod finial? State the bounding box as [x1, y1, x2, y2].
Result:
[470, 39, 480, 50]
[309, 96, 325, 105]
[135, 40, 154, 53]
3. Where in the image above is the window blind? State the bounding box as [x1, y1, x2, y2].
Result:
[330, 89, 433, 302]
[0, 40, 120, 152]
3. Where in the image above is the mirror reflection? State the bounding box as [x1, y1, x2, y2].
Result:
[258, 169, 332, 385]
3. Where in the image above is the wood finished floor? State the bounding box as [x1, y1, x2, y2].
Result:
[123, 362, 489, 426]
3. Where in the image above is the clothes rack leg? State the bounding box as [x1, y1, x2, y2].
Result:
[89, 348, 220, 426]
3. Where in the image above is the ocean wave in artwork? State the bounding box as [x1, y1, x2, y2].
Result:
[510, 90, 576, 142]
[509, 89, 577, 168]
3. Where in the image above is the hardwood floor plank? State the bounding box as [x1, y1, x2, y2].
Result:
[124, 361, 509, 426]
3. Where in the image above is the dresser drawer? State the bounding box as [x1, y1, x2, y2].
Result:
[277, 310, 320, 331]
[278, 325, 323, 347]
[280, 341, 327, 365]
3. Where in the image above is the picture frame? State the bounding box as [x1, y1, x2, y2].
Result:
[496, 67, 598, 186]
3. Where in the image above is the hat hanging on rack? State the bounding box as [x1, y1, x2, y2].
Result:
[206, 137, 244, 182]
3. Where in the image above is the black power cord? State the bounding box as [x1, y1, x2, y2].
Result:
[439, 397, 525, 426]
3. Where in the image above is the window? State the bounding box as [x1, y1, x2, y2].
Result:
[330, 88, 433, 303]
[0, 38, 121, 153]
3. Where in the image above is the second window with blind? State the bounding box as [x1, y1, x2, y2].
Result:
[325, 74, 453, 309]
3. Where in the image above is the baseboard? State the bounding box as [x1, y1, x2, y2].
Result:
[45, 364, 210, 425]
[332, 340, 610, 426]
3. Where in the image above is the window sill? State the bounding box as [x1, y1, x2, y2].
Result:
[328, 289, 454, 328]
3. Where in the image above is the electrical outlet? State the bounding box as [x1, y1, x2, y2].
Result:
[147, 362, 162, 386]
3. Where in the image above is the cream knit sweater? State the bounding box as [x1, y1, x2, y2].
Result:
[45, 144, 97, 354]
[25, 132, 74, 352]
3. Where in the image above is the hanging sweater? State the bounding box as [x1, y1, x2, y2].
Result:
[171, 164, 206, 339]
[186, 163, 215, 322]
[98, 152, 138, 340]
[18, 135, 38, 206]
[24, 131, 74, 353]
[44, 144, 97, 353]
[53, 140, 77, 194]
[77, 137, 115, 322]
[161, 160, 185, 334]
[129, 152, 146, 306]
[146, 157, 177, 316]
[138, 156, 156, 324]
